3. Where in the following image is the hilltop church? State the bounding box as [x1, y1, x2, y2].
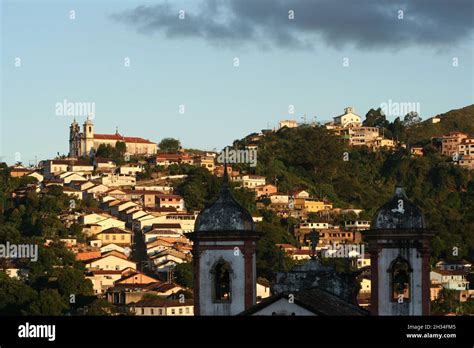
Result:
[190, 168, 435, 316]
[69, 118, 157, 158]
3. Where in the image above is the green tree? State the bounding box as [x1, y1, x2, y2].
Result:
[174, 262, 194, 289]
[29, 289, 68, 315]
[0, 274, 37, 315]
[159, 138, 181, 152]
[403, 111, 422, 128]
[363, 108, 389, 128]
[115, 141, 127, 157]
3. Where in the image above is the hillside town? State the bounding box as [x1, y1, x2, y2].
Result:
[2, 105, 473, 316]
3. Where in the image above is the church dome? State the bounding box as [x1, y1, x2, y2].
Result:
[194, 171, 255, 232]
[372, 186, 425, 229]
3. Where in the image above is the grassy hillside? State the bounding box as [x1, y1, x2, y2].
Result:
[407, 104, 474, 144]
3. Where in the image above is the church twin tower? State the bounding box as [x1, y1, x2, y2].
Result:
[191, 170, 434, 316]
[69, 117, 94, 158]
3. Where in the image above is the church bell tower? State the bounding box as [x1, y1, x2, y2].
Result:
[189, 169, 262, 315]
[363, 185, 435, 315]
[83, 117, 94, 157]
[69, 118, 81, 158]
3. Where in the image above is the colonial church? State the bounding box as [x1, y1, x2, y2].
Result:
[69, 118, 157, 158]
[364, 186, 435, 315]
[190, 171, 434, 316]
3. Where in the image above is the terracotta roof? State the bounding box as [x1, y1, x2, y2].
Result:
[156, 154, 182, 161]
[150, 223, 182, 229]
[292, 250, 312, 255]
[99, 227, 132, 235]
[10, 168, 33, 173]
[116, 271, 160, 284]
[94, 133, 155, 144]
[146, 239, 174, 248]
[432, 268, 467, 276]
[123, 136, 155, 144]
[146, 230, 182, 237]
[63, 186, 80, 192]
[87, 270, 123, 275]
[276, 243, 296, 249]
[145, 207, 178, 213]
[100, 250, 130, 260]
[149, 282, 183, 293]
[151, 249, 187, 260]
[121, 189, 164, 195]
[76, 251, 102, 261]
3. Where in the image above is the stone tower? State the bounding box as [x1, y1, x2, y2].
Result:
[363, 186, 435, 315]
[69, 118, 81, 158]
[83, 117, 94, 157]
[189, 169, 262, 315]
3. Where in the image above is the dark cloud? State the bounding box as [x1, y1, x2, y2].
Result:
[111, 0, 474, 50]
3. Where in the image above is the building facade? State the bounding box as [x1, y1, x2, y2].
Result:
[189, 170, 262, 315]
[363, 186, 435, 315]
[69, 118, 157, 158]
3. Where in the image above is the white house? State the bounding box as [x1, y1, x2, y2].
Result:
[85, 251, 136, 271]
[257, 281, 271, 301]
[430, 269, 469, 290]
[333, 107, 362, 128]
[232, 175, 266, 189]
[130, 298, 194, 316]
[59, 172, 87, 184]
[86, 269, 123, 294]
[27, 172, 44, 183]
[100, 243, 126, 254]
[119, 164, 143, 176]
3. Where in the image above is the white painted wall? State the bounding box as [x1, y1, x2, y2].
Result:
[378, 247, 422, 315]
[199, 241, 248, 316]
[251, 298, 316, 316]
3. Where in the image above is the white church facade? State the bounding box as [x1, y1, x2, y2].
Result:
[69, 118, 157, 158]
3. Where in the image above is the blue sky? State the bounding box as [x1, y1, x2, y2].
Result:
[1, 0, 473, 165]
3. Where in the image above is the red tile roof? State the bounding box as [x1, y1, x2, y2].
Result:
[94, 133, 155, 144]
[432, 268, 467, 276]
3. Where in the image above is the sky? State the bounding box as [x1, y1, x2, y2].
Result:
[1, 0, 473, 165]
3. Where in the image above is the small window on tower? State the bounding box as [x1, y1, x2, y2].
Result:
[213, 260, 232, 302]
[389, 256, 412, 302]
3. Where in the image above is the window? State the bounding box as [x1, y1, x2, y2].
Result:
[151, 309, 154, 315]
[389, 256, 412, 302]
[185, 308, 190, 314]
[171, 309, 175, 315]
[141, 308, 145, 315]
[179, 308, 183, 314]
[213, 260, 232, 302]
[159, 309, 163, 315]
